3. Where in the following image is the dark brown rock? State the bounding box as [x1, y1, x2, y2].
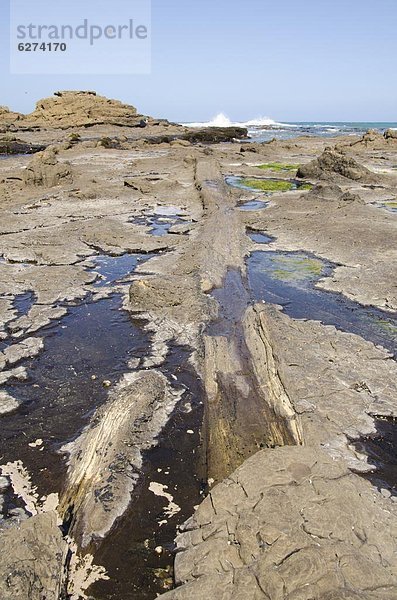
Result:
[182, 126, 248, 143]
[0, 136, 46, 155]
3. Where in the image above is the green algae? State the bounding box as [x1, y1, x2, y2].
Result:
[240, 178, 294, 192]
[374, 200, 397, 212]
[269, 256, 324, 282]
[299, 183, 313, 191]
[68, 132, 81, 142]
[257, 163, 299, 172]
[374, 319, 397, 338]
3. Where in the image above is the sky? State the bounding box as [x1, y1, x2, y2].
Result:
[1, 0, 396, 122]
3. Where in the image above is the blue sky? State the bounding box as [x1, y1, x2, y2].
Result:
[1, 0, 396, 121]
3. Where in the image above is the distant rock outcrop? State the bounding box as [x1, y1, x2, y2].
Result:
[361, 128, 384, 143]
[0, 92, 247, 141]
[26, 90, 139, 129]
[348, 128, 397, 149]
[0, 106, 24, 130]
[0, 91, 142, 130]
[139, 126, 248, 145]
[181, 126, 247, 143]
[297, 148, 378, 183]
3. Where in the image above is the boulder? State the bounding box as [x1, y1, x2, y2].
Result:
[23, 147, 73, 187]
[27, 90, 139, 128]
[0, 106, 23, 127]
[361, 128, 384, 143]
[297, 148, 378, 183]
[304, 182, 344, 201]
[304, 183, 364, 204]
[348, 129, 396, 149]
[384, 128, 397, 140]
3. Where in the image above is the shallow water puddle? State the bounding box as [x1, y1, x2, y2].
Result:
[0, 250, 206, 599]
[238, 198, 269, 211]
[12, 291, 36, 317]
[130, 215, 180, 236]
[0, 291, 37, 352]
[247, 229, 275, 244]
[91, 252, 154, 286]
[0, 295, 150, 496]
[248, 250, 397, 357]
[130, 215, 189, 236]
[0, 252, 155, 493]
[130, 206, 191, 237]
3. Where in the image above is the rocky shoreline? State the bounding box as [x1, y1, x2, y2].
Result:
[0, 91, 396, 600]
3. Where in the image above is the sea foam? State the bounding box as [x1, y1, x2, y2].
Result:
[182, 112, 293, 129]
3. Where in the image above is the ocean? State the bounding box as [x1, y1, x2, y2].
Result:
[182, 113, 397, 142]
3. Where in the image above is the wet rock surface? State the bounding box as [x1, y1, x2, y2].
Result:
[0, 93, 396, 599]
[0, 136, 46, 155]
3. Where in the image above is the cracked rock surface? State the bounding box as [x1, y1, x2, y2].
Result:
[163, 303, 397, 599]
[163, 446, 397, 600]
[0, 92, 396, 599]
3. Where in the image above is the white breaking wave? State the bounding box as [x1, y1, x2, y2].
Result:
[182, 112, 294, 129]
